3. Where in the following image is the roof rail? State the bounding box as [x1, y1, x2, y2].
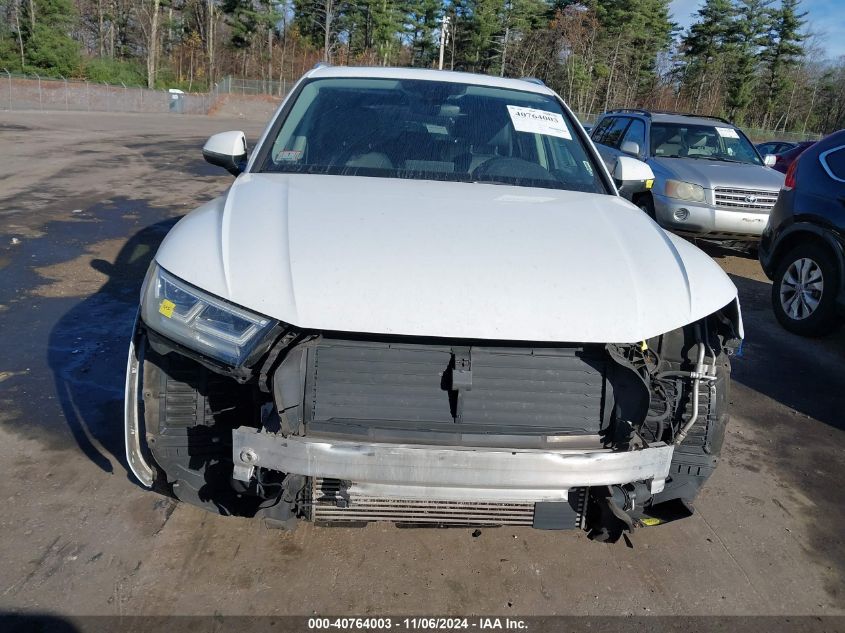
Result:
[520, 77, 545, 86]
[606, 108, 652, 117]
[650, 110, 733, 124]
[312, 61, 331, 69]
[605, 108, 734, 125]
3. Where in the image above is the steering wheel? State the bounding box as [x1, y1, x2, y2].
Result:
[472, 156, 558, 183]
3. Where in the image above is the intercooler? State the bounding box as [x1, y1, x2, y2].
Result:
[309, 478, 587, 528]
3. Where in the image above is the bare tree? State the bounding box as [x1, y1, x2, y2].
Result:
[206, 0, 216, 84]
[137, 0, 162, 88]
[15, 0, 26, 68]
[309, 0, 336, 62]
[96, 0, 105, 56]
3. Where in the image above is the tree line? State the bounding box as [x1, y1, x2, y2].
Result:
[1, 0, 843, 134]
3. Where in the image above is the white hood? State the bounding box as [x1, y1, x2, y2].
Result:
[155, 174, 738, 343]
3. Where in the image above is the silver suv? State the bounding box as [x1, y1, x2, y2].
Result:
[591, 109, 785, 241]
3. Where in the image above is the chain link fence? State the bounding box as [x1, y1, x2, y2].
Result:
[0, 70, 824, 143]
[742, 126, 821, 143]
[0, 71, 297, 115]
[1, 70, 218, 114]
[216, 76, 293, 97]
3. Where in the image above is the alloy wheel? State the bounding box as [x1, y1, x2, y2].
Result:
[779, 257, 824, 320]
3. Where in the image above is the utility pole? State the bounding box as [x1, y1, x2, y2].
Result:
[438, 16, 450, 70]
[500, 25, 509, 77]
[500, 0, 511, 78]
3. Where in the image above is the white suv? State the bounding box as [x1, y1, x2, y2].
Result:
[125, 66, 743, 540]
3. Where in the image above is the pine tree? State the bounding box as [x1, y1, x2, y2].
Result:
[467, 0, 506, 74]
[626, 0, 674, 102]
[680, 0, 735, 111]
[724, 0, 771, 123]
[498, 0, 547, 76]
[368, 0, 405, 65]
[16, 0, 81, 75]
[406, 0, 440, 67]
[293, 0, 350, 61]
[759, 0, 806, 128]
[592, 0, 674, 109]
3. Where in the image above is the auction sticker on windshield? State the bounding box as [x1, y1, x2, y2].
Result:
[715, 127, 740, 139]
[507, 105, 572, 140]
[277, 149, 303, 162]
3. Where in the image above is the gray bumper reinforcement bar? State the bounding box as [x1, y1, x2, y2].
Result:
[231, 427, 674, 494]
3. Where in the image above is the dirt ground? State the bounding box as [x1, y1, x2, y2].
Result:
[0, 111, 843, 618]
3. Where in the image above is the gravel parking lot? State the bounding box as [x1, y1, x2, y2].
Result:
[0, 111, 843, 618]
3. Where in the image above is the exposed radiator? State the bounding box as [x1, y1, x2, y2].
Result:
[309, 478, 586, 528]
[300, 340, 608, 437]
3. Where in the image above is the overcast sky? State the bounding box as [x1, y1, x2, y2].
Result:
[670, 0, 845, 61]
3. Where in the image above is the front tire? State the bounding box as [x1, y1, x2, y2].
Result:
[772, 243, 841, 336]
[635, 195, 656, 220]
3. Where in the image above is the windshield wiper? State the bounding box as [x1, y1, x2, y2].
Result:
[687, 155, 753, 164]
[657, 154, 755, 165]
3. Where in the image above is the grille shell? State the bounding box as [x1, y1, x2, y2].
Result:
[714, 187, 779, 211]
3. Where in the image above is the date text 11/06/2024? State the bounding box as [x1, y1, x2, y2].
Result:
[307, 618, 529, 630]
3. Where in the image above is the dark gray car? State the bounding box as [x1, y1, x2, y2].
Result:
[759, 130, 845, 336]
[591, 110, 785, 240]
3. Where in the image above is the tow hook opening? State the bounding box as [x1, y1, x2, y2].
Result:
[586, 485, 643, 543]
[586, 483, 695, 543]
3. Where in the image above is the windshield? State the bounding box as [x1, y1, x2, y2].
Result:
[650, 123, 762, 165]
[260, 78, 608, 194]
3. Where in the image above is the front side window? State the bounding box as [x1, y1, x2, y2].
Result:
[650, 123, 762, 165]
[600, 117, 630, 148]
[590, 117, 614, 143]
[621, 119, 646, 153]
[260, 78, 608, 194]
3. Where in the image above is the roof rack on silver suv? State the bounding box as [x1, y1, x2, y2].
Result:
[606, 108, 653, 117]
[651, 110, 733, 124]
[606, 108, 733, 125]
[520, 77, 545, 86]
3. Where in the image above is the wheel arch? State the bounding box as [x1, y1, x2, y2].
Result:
[770, 224, 845, 292]
[631, 190, 653, 207]
[631, 191, 655, 220]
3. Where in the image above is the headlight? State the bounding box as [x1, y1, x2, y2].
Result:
[141, 265, 277, 366]
[665, 179, 706, 202]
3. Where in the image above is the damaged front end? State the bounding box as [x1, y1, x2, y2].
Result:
[125, 270, 741, 539]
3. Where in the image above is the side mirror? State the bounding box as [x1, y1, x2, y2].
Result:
[613, 156, 655, 200]
[90, 258, 114, 276]
[620, 140, 640, 157]
[764, 154, 777, 167]
[203, 131, 247, 176]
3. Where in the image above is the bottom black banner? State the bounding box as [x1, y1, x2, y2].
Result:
[0, 615, 843, 633]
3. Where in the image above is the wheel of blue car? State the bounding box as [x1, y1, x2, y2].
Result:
[772, 243, 841, 337]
